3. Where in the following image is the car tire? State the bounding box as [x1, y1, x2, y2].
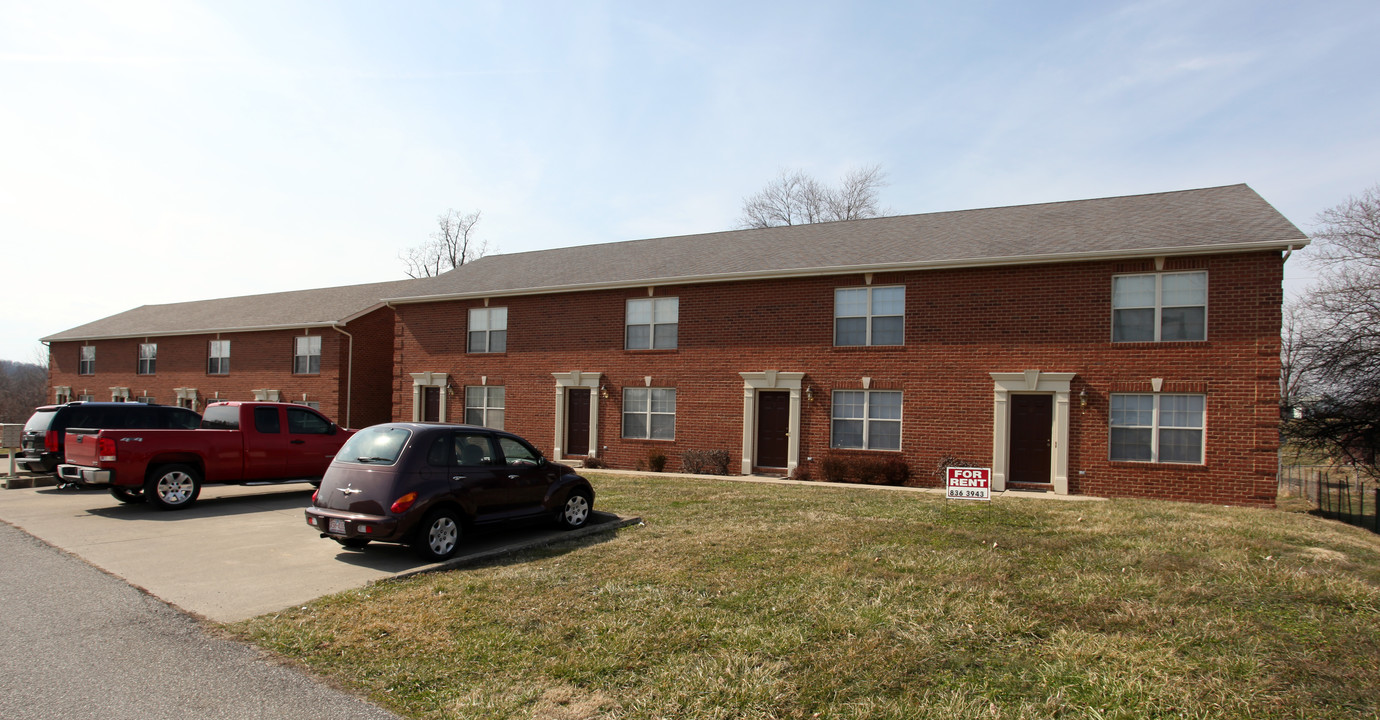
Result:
[145, 464, 202, 511]
[556, 489, 593, 530]
[109, 486, 145, 504]
[334, 537, 371, 549]
[413, 507, 462, 562]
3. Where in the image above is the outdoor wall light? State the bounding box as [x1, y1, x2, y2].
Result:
[601, 384, 610, 399]
[1079, 388, 1088, 407]
[806, 386, 814, 402]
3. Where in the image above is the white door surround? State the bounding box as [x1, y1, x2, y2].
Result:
[739, 371, 805, 476]
[551, 371, 603, 462]
[990, 370, 1075, 495]
[409, 371, 449, 422]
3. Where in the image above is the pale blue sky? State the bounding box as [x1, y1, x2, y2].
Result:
[3, 0, 1377, 362]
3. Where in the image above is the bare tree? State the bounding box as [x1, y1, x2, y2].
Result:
[738, 164, 888, 229]
[401, 209, 491, 278]
[1286, 184, 1380, 476]
[0, 359, 47, 423]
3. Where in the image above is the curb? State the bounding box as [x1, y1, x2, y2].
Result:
[386, 513, 644, 583]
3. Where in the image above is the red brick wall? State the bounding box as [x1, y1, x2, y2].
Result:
[392, 251, 1284, 507]
[340, 307, 397, 428]
[48, 329, 346, 421]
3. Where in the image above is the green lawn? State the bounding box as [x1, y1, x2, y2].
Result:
[233, 475, 1380, 719]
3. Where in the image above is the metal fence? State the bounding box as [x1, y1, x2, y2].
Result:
[1279, 464, 1378, 533]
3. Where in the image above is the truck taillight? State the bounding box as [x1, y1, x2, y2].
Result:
[98, 437, 117, 463]
[45, 430, 59, 452]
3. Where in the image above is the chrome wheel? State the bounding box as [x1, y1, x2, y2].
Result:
[145, 464, 202, 510]
[156, 472, 196, 505]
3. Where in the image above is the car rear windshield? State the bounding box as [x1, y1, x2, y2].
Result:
[337, 426, 411, 465]
[201, 405, 240, 430]
[23, 410, 56, 433]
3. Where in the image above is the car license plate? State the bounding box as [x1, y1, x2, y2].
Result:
[328, 518, 345, 535]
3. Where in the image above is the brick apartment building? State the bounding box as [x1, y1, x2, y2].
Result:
[42, 279, 421, 428]
[44, 184, 1307, 505]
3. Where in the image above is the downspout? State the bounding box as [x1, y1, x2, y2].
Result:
[1282, 244, 1295, 263]
[332, 325, 353, 428]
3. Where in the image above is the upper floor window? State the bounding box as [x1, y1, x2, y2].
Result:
[626, 298, 678, 350]
[1112, 271, 1206, 342]
[294, 336, 321, 374]
[468, 307, 507, 353]
[831, 390, 902, 450]
[208, 340, 230, 375]
[464, 386, 505, 429]
[835, 286, 904, 346]
[137, 343, 157, 375]
[623, 387, 676, 439]
[79, 346, 95, 375]
[1110, 394, 1205, 464]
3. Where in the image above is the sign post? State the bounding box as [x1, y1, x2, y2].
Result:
[946, 466, 992, 501]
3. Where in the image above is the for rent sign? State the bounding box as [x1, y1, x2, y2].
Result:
[946, 467, 992, 501]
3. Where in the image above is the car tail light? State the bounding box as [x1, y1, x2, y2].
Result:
[390, 492, 418, 514]
[311, 489, 319, 504]
[45, 431, 59, 452]
[98, 437, 117, 463]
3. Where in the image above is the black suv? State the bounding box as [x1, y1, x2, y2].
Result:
[17, 402, 201, 474]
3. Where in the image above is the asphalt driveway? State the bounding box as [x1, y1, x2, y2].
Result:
[0, 481, 636, 622]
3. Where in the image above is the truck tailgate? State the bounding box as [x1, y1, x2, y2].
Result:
[62, 429, 104, 466]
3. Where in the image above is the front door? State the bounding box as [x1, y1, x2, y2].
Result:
[756, 391, 790, 468]
[566, 389, 590, 456]
[1009, 394, 1052, 484]
[422, 386, 441, 422]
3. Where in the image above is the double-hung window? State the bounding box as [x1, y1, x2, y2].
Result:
[1112, 271, 1206, 342]
[626, 298, 678, 350]
[831, 390, 902, 450]
[208, 340, 230, 375]
[835, 286, 905, 346]
[294, 336, 321, 374]
[79, 346, 95, 375]
[623, 387, 676, 439]
[137, 343, 157, 375]
[465, 386, 505, 429]
[468, 307, 507, 353]
[1110, 394, 1205, 463]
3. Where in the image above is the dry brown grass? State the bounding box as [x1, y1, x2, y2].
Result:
[234, 475, 1380, 719]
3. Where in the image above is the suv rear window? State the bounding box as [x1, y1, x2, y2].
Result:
[23, 410, 56, 433]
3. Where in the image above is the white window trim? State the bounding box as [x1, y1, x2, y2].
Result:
[79, 346, 95, 376]
[622, 386, 676, 440]
[208, 340, 230, 375]
[467, 307, 508, 354]
[1111, 271, 1208, 343]
[625, 297, 679, 350]
[834, 285, 905, 347]
[137, 343, 157, 375]
[1109, 393, 1207, 465]
[829, 389, 903, 451]
[294, 335, 322, 374]
[464, 385, 505, 429]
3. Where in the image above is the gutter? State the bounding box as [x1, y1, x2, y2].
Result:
[332, 325, 353, 428]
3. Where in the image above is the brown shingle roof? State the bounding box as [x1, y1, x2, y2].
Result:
[389, 184, 1306, 303]
[44, 184, 1306, 341]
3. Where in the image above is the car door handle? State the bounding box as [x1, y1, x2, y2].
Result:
[290, 440, 305, 445]
[508, 475, 520, 480]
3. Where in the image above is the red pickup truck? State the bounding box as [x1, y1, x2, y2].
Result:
[57, 402, 355, 510]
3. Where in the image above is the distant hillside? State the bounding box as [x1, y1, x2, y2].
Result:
[0, 360, 46, 424]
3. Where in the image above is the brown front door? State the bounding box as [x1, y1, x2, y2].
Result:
[756, 391, 790, 468]
[422, 386, 441, 422]
[566, 389, 590, 456]
[1009, 394, 1052, 484]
